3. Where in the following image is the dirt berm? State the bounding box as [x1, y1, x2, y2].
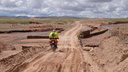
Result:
[81, 26, 128, 72]
[0, 46, 48, 72]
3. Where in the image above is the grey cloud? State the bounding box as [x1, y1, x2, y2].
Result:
[1, 0, 17, 7]
[0, 0, 128, 18]
[28, 0, 45, 9]
[88, 0, 113, 2]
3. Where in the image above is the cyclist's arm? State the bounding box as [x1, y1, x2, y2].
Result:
[49, 33, 52, 38]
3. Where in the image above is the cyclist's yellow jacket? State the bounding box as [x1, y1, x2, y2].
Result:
[49, 32, 59, 39]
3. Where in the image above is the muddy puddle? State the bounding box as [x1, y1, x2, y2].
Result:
[0, 31, 50, 36]
[0, 31, 51, 42]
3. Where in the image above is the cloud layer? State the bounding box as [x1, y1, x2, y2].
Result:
[0, 0, 128, 18]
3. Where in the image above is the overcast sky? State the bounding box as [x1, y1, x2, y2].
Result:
[0, 0, 128, 18]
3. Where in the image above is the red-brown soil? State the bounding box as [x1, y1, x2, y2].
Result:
[0, 21, 128, 72]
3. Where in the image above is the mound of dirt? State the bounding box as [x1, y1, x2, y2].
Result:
[87, 29, 128, 72]
[101, 21, 128, 26]
[109, 21, 128, 25]
[0, 25, 54, 34]
[110, 29, 128, 44]
[0, 41, 15, 52]
[0, 46, 48, 72]
[80, 22, 128, 72]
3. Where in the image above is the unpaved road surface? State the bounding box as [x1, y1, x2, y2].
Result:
[8, 21, 102, 72]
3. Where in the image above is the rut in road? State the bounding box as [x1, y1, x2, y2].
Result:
[8, 21, 103, 72]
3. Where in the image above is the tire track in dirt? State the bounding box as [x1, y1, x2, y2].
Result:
[59, 21, 83, 72]
[8, 21, 103, 72]
[21, 21, 82, 72]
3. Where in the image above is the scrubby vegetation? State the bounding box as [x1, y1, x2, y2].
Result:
[0, 17, 79, 32]
[80, 18, 128, 24]
[0, 17, 78, 24]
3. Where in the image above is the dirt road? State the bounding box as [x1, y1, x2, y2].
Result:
[8, 21, 102, 72]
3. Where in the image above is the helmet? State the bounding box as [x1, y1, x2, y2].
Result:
[52, 29, 56, 32]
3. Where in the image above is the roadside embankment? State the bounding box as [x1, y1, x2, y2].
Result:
[79, 23, 128, 72]
[0, 46, 48, 72]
